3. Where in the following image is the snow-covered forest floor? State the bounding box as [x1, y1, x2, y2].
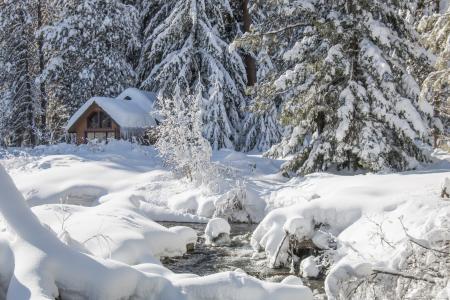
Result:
[0, 141, 449, 299]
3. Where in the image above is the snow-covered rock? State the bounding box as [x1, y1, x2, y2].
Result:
[300, 256, 320, 278]
[205, 218, 231, 246]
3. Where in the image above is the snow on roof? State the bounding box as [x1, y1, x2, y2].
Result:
[66, 88, 159, 131]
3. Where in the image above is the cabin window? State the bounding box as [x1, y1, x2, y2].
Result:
[87, 112, 99, 129]
[100, 112, 112, 128]
[87, 111, 112, 129]
[94, 132, 107, 141]
[86, 131, 113, 141]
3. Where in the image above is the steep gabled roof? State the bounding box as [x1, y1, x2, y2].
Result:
[66, 88, 159, 132]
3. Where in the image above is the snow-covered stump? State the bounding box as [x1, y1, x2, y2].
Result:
[205, 218, 231, 246]
[213, 185, 250, 223]
[0, 165, 314, 300]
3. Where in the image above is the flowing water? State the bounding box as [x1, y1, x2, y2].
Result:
[159, 222, 325, 298]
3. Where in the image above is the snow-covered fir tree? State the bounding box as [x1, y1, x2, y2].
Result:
[238, 1, 302, 151]
[240, 0, 436, 174]
[418, 4, 449, 139]
[39, 0, 140, 143]
[138, 0, 247, 150]
[0, 0, 41, 147]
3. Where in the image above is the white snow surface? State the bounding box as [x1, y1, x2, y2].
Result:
[66, 88, 159, 131]
[1, 141, 450, 298]
[0, 164, 314, 299]
[251, 163, 450, 262]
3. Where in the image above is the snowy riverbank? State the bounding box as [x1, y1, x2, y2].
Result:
[0, 141, 449, 298]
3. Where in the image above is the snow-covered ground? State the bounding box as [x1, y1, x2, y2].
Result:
[0, 141, 449, 299]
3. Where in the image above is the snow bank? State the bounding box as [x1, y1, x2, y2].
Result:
[0, 141, 211, 223]
[1, 143, 294, 224]
[0, 162, 314, 300]
[205, 217, 231, 246]
[252, 198, 360, 267]
[252, 167, 450, 264]
[32, 199, 197, 264]
[0, 236, 13, 298]
[324, 197, 450, 299]
[252, 155, 450, 298]
[174, 271, 313, 300]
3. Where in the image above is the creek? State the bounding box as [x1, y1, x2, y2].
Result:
[160, 222, 326, 298]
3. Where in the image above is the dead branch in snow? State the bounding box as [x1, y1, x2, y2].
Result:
[372, 268, 436, 284]
[399, 217, 450, 255]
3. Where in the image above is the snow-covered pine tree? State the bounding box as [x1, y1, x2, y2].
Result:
[238, 0, 304, 151]
[241, 0, 435, 174]
[138, 0, 247, 150]
[156, 85, 213, 184]
[417, 4, 449, 140]
[0, 0, 41, 147]
[39, 0, 140, 143]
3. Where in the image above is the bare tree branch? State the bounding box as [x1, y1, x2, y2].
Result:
[372, 268, 436, 284]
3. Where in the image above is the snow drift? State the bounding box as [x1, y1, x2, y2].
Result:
[0, 165, 313, 299]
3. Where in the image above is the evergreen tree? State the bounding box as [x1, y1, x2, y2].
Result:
[240, 0, 435, 174]
[39, 0, 140, 143]
[0, 0, 40, 147]
[418, 5, 449, 140]
[138, 0, 247, 150]
[238, 1, 306, 151]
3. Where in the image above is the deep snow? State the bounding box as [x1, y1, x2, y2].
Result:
[0, 141, 449, 298]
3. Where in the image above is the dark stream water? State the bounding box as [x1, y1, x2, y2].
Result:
[159, 222, 325, 298]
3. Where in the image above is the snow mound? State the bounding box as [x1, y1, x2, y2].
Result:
[300, 256, 320, 278]
[205, 218, 231, 246]
[281, 275, 304, 286]
[32, 199, 197, 264]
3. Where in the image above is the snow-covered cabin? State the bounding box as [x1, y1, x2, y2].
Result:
[66, 88, 159, 144]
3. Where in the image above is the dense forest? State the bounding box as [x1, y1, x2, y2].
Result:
[0, 0, 448, 174]
[1, 2, 450, 299]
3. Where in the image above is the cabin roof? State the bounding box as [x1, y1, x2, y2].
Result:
[66, 88, 159, 132]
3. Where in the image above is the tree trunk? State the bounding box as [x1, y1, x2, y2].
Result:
[242, 0, 256, 86]
[435, 0, 441, 13]
[37, 0, 47, 139]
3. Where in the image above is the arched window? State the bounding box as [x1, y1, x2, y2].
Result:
[87, 111, 112, 129]
[87, 112, 99, 129]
